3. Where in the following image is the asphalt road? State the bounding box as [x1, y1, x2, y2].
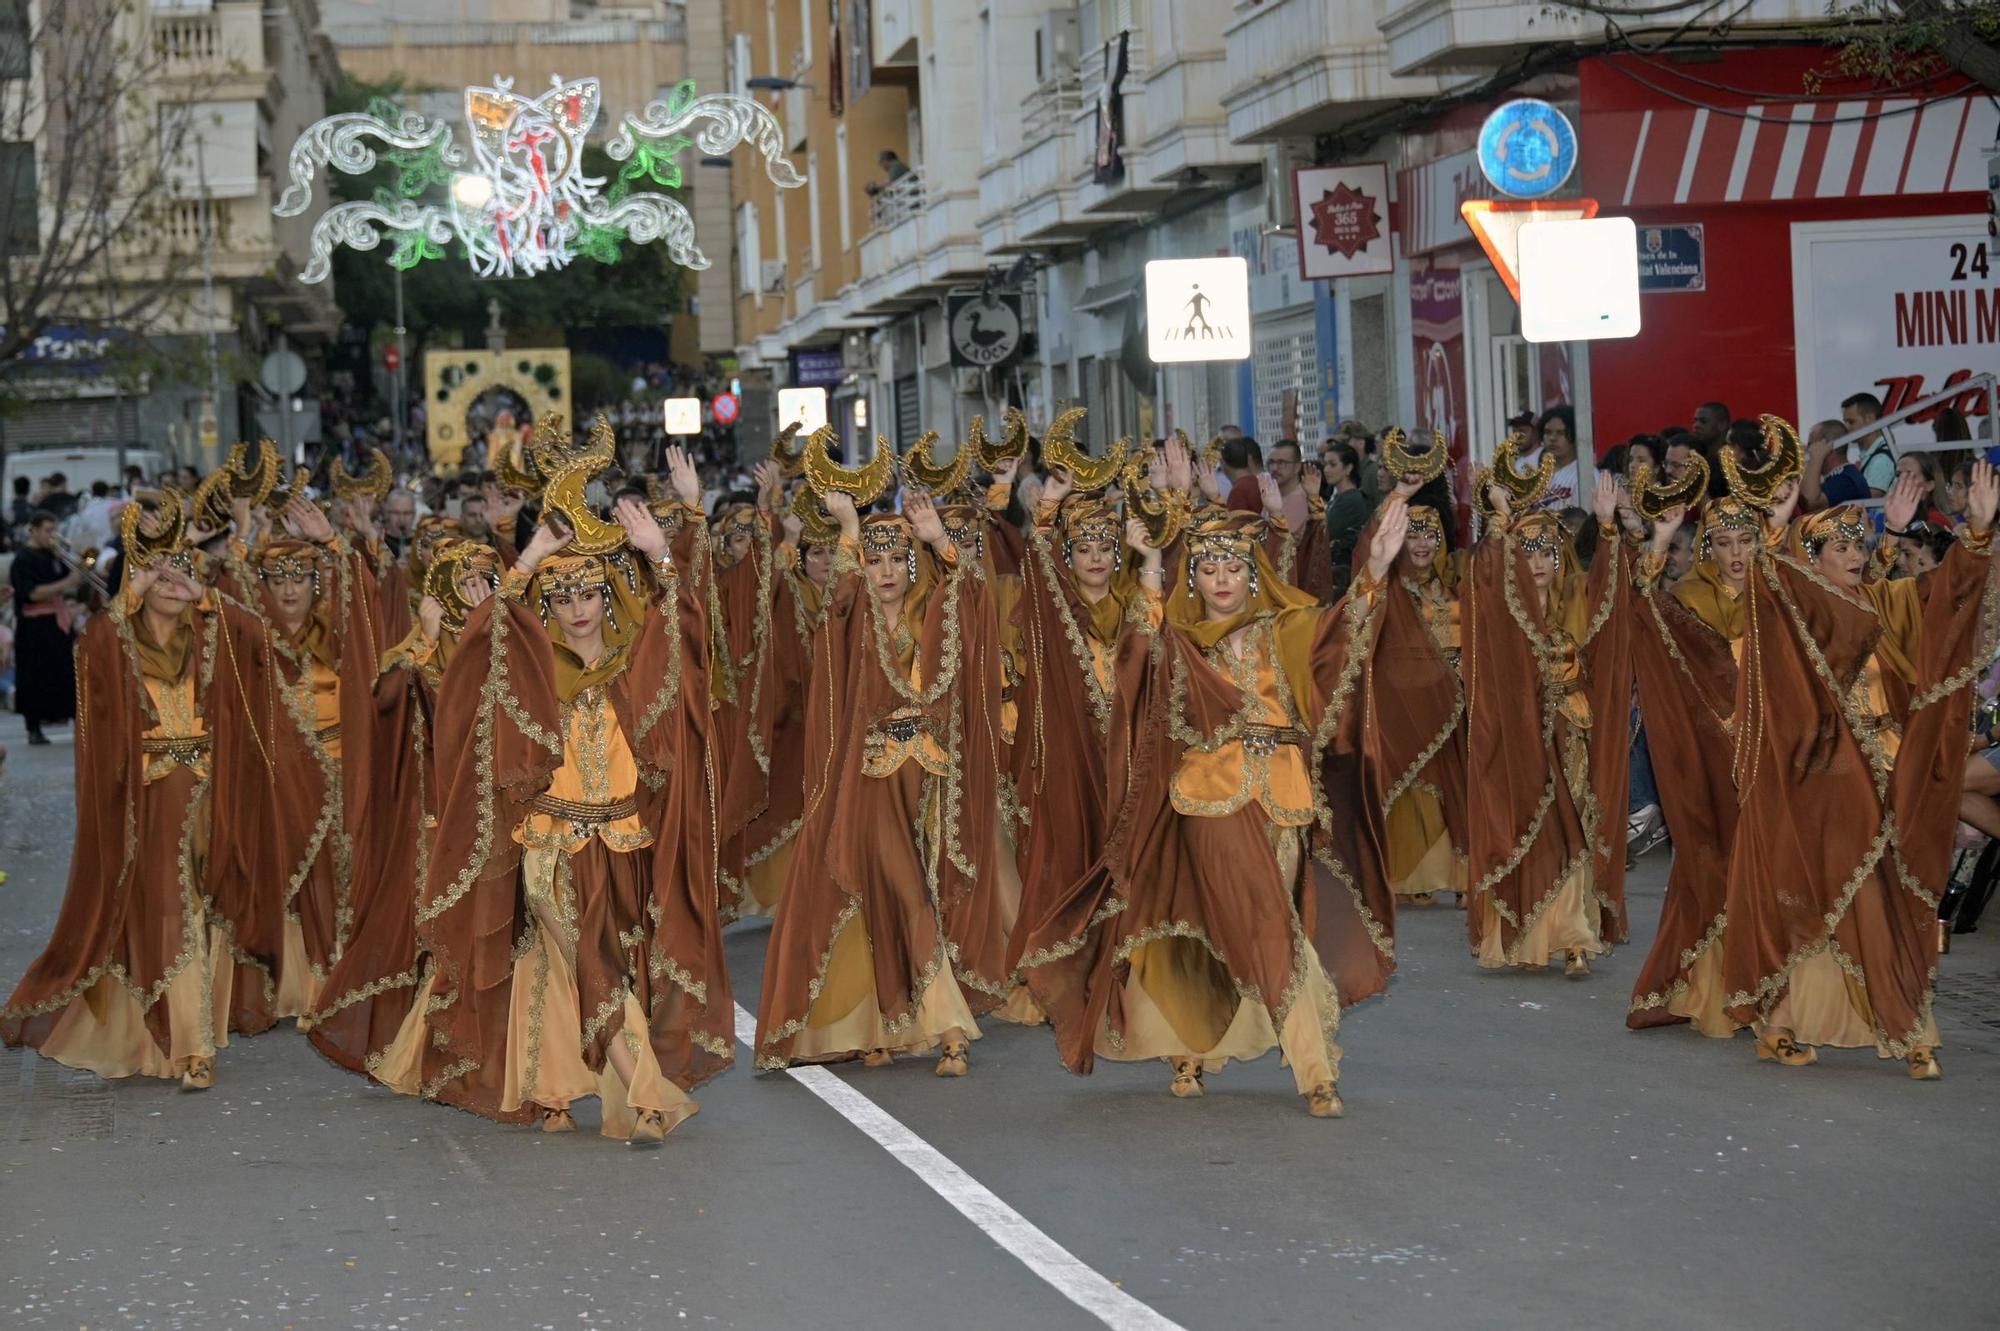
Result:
[2, 710, 1997, 1330]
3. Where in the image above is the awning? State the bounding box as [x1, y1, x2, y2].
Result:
[1073, 277, 1141, 313]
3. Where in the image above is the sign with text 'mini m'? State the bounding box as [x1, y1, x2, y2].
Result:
[1146, 257, 1252, 363]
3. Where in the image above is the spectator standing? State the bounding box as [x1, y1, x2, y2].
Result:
[10, 512, 80, 745]
[1321, 441, 1373, 576]
[1528, 405, 1583, 510]
[1842, 391, 1896, 496]
[1221, 436, 1265, 513]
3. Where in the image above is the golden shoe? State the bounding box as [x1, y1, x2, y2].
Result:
[1564, 950, 1590, 979]
[862, 1048, 894, 1069]
[934, 1040, 970, 1079]
[179, 1057, 215, 1092]
[541, 1107, 578, 1133]
[1908, 1047, 1942, 1080]
[1753, 1029, 1817, 1067]
[1307, 1082, 1345, 1119]
[1169, 1059, 1204, 1099]
[629, 1109, 667, 1144]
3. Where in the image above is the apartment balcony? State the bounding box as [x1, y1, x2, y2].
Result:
[1133, 43, 1262, 193]
[976, 73, 1094, 254]
[1224, 0, 1449, 142]
[1065, 28, 1183, 218]
[856, 171, 985, 316]
[152, 2, 272, 102]
[1383, 0, 1827, 75]
[874, 0, 918, 71]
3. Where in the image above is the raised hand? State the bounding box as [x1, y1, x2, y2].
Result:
[1042, 465, 1074, 506]
[1768, 476, 1802, 529]
[516, 515, 570, 572]
[1650, 506, 1686, 554]
[1969, 459, 1999, 534]
[1884, 472, 1925, 533]
[822, 489, 860, 539]
[286, 494, 336, 544]
[1257, 472, 1284, 519]
[616, 495, 668, 561]
[418, 595, 445, 642]
[752, 459, 783, 510]
[665, 445, 702, 508]
[1486, 482, 1512, 519]
[1591, 472, 1620, 527]
[1300, 460, 1323, 495]
[461, 573, 494, 609]
[906, 489, 948, 548]
[991, 457, 1019, 490]
[1125, 516, 1164, 571]
[1163, 435, 1194, 494]
[1367, 497, 1409, 582]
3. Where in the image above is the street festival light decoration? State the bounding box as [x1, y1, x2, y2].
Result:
[274, 76, 803, 282]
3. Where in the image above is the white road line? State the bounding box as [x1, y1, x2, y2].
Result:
[731, 1003, 1185, 1331]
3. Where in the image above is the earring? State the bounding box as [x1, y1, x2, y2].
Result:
[1113, 547, 1124, 573]
[1186, 561, 1197, 594]
[905, 549, 918, 582]
[1247, 566, 1260, 597]
[605, 600, 618, 633]
[1062, 540, 1074, 568]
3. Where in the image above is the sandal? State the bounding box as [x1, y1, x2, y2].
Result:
[1564, 950, 1591, 979]
[1307, 1082, 1344, 1118]
[540, 1107, 579, 1133]
[934, 1040, 969, 1078]
[629, 1109, 668, 1144]
[179, 1056, 215, 1092]
[1753, 1028, 1817, 1067]
[862, 1048, 894, 1069]
[1169, 1058, 1204, 1099]
[1908, 1046, 1942, 1080]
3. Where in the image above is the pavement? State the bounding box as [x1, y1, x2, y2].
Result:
[2, 708, 1998, 1330]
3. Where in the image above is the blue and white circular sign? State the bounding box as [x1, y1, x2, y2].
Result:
[1478, 99, 1578, 199]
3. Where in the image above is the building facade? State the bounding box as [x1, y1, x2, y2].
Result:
[717, 0, 1998, 494]
[2, 0, 339, 467]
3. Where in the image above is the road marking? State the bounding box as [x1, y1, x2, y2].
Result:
[731, 1004, 1184, 1331]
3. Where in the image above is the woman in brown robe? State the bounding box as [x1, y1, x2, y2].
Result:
[1626, 493, 1780, 1036]
[754, 489, 1008, 1075]
[1016, 498, 1442, 1118]
[398, 444, 731, 1139]
[1464, 474, 1633, 976]
[2, 496, 274, 1087]
[1378, 502, 1468, 907]
[1721, 467, 1998, 1077]
[307, 541, 499, 1075]
[241, 499, 381, 1021]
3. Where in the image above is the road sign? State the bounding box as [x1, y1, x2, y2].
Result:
[711, 391, 740, 425]
[663, 397, 702, 435]
[1478, 99, 1578, 200]
[260, 349, 307, 396]
[1145, 257, 1251, 363]
[384, 345, 402, 372]
[777, 386, 829, 434]
[1518, 216, 1641, 343]
[1637, 223, 1705, 293]
[947, 293, 1024, 368]
[1460, 198, 1600, 301]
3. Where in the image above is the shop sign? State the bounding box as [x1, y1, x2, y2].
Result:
[1638, 224, 1705, 293]
[1294, 163, 1393, 280]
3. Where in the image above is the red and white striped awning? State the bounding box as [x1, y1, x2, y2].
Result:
[1600, 93, 1998, 208]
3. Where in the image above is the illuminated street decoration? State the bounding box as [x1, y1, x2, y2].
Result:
[275, 76, 803, 282]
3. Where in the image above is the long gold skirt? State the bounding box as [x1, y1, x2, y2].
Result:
[1477, 862, 1604, 969]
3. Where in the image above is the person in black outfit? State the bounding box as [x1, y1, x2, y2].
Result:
[10, 511, 81, 744]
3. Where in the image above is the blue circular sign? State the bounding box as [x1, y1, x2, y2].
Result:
[1478, 99, 1578, 199]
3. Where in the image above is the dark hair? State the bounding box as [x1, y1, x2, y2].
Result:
[1725, 419, 1764, 458]
[26, 508, 57, 528]
[11, 476, 27, 496]
[1599, 445, 1628, 477]
[460, 489, 489, 506]
[1697, 401, 1730, 422]
[90, 479, 110, 497]
[46, 471, 66, 486]
[1323, 441, 1361, 479]
[1842, 392, 1883, 417]
[1662, 429, 1695, 449]
[1935, 407, 1972, 442]
[1901, 451, 1940, 483]
[1268, 439, 1302, 462]
[613, 483, 649, 503]
[1220, 437, 1262, 471]
[1904, 521, 1956, 563]
[1535, 404, 1576, 442]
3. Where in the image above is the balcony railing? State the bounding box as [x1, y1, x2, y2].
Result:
[152, 4, 262, 80]
[867, 167, 925, 231]
[1022, 72, 1083, 143]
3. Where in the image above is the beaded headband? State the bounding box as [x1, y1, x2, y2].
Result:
[1406, 505, 1444, 540]
[1801, 505, 1868, 558]
[257, 540, 326, 581]
[1511, 512, 1565, 556]
[714, 504, 758, 536]
[860, 514, 915, 554]
[1699, 496, 1762, 541]
[539, 552, 610, 596]
[1058, 496, 1122, 546]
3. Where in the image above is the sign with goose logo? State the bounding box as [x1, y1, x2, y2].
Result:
[947, 293, 1025, 368]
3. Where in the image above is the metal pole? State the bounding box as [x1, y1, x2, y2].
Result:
[195, 134, 221, 427]
[393, 264, 407, 463]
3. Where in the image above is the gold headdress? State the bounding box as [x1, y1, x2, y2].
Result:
[1056, 494, 1122, 547]
[969, 409, 1030, 472]
[899, 429, 972, 498]
[790, 485, 841, 545]
[255, 536, 328, 586]
[1799, 504, 1868, 559]
[121, 488, 192, 572]
[713, 502, 759, 540]
[804, 429, 894, 504]
[540, 414, 626, 556]
[226, 439, 282, 505]
[1198, 434, 1224, 470]
[1697, 494, 1762, 544]
[190, 469, 234, 534]
[423, 539, 500, 630]
[1510, 509, 1567, 555]
[332, 447, 394, 502]
[1721, 414, 1805, 509]
[770, 421, 807, 480]
[1488, 430, 1554, 507]
[538, 551, 611, 597]
[1380, 426, 1449, 487]
[265, 465, 316, 520]
[1406, 504, 1445, 541]
[1630, 452, 1710, 522]
[1184, 511, 1264, 566]
[495, 437, 542, 497]
[1042, 408, 1126, 493]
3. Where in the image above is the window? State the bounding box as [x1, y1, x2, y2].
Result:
[730, 32, 753, 98]
[737, 200, 762, 306]
[2, 141, 36, 255]
[0, 0, 28, 81]
[835, 123, 851, 252]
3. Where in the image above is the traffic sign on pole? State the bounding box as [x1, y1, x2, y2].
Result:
[711, 391, 740, 426]
[1460, 198, 1599, 301]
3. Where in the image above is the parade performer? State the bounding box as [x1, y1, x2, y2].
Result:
[1464, 447, 1635, 977]
[307, 540, 499, 1077]
[1016, 490, 1444, 1117]
[406, 439, 731, 1139]
[1721, 463, 1999, 1077]
[1625, 450, 1782, 1036]
[755, 444, 1008, 1075]
[240, 490, 381, 1020]
[1, 494, 275, 1087]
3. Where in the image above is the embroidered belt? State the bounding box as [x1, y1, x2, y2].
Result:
[141, 734, 212, 766]
[1241, 724, 1307, 756]
[530, 792, 639, 824]
[880, 713, 932, 743]
[315, 723, 342, 744]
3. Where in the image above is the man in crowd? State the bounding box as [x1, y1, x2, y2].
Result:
[9, 512, 80, 745]
[383, 487, 418, 560]
[1221, 436, 1265, 512]
[1529, 405, 1582, 510]
[1266, 439, 1313, 531]
[35, 474, 78, 523]
[1842, 391, 1896, 496]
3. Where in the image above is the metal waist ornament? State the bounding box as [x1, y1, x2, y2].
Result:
[275, 76, 804, 283]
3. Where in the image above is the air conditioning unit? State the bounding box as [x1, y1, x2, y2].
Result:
[759, 259, 787, 293]
[1036, 10, 1080, 82]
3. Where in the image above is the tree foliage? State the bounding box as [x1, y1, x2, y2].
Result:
[1819, 0, 2000, 93]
